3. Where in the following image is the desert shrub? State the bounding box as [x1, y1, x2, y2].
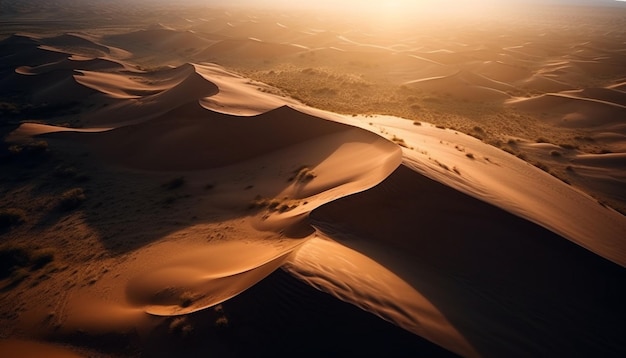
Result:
[466, 153, 475, 159]
[53, 165, 89, 181]
[7, 141, 49, 162]
[179, 291, 197, 308]
[413, 121, 422, 126]
[574, 135, 595, 142]
[54, 165, 78, 179]
[0, 208, 26, 229]
[0, 245, 30, 279]
[215, 316, 229, 329]
[27, 140, 49, 153]
[289, 166, 316, 183]
[267, 199, 281, 210]
[0, 245, 55, 282]
[550, 150, 561, 157]
[31, 248, 55, 269]
[58, 188, 86, 211]
[169, 317, 194, 337]
[391, 135, 408, 148]
[162, 177, 185, 190]
[536, 138, 549, 143]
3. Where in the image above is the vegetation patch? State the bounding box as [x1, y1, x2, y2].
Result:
[58, 188, 86, 211]
[8, 140, 49, 156]
[249, 195, 300, 213]
[0, 244, 56, 288]
[391, 135, 409, 148]
[0, 208, 26, 230]
[288, 166, 317, 183]
[161, 176, 185, 190]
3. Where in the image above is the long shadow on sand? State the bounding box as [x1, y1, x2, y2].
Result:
[310, 165, 626, 357]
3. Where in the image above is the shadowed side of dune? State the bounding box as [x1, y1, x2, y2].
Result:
[72, 104, 354, 171]
[308, 164, 626, 357]
[139, 269, 457, 358]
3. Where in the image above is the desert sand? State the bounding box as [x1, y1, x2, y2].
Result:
[1, 1, 626, 357]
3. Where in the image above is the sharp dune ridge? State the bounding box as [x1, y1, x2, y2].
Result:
[1, 3, 626, 357]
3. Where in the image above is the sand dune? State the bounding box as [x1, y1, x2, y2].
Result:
[474, 60, 532, 83]
[43, 33, 111, 56]
[105, 27, 217, 54]
[16, 56, 127, 75]
[197, 38, 304, 61]
[304, 164, 626, 357]
[508, 92, 626, 129]
[2, 4, 626, 357]
[72, 104, 369, 171]
[404, 70, 511, 101]
[517, 74, 574, 93]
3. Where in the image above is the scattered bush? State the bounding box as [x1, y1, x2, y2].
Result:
[249, 196, 299, 213]
[391, 135, 408, 148]
[0, 245, 55, 285]
[215, 316, 229, 329]
[54, 165, 78, 179]
[0, 208, 26, 229]
[465, 153, 475, 159]
[550, 150, 561, 157]
[162, 177, 185, 190]
[58, 188, 86, 211]
[289, 166, 316, 183]
[179, 291, 197, 308]
[169, 317, 194, 337]
[7, 140, 49, 161]
[31, 248, 55, 269]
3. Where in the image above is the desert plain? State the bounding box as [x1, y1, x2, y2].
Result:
[1, 0, 626, 357]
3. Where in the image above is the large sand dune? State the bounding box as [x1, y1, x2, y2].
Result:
[1, 2, 626, 357]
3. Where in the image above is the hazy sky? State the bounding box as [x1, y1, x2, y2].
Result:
[210, 0, 626, 13]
